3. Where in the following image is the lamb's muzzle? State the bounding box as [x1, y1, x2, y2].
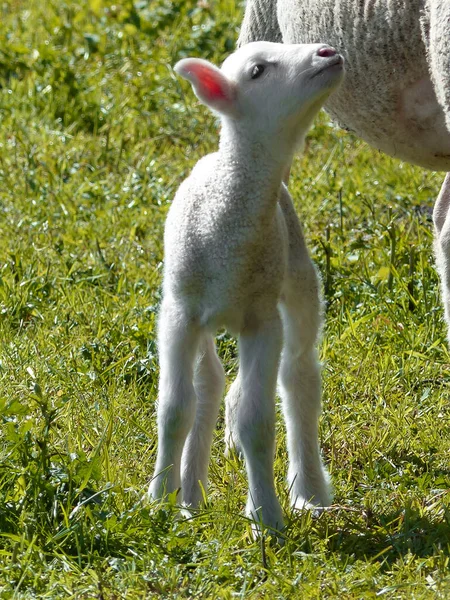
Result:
[317, 46, 337, 58]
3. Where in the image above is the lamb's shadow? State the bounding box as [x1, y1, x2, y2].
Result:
[310, 500, 450, 565]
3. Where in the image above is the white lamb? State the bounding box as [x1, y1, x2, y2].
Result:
[148, 41, 344, 532]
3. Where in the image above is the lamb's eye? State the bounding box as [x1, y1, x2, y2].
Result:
[251, 64, 265, 79]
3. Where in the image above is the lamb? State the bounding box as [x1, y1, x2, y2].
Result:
[148, 41, 344, 532]
[238, 0, 450, 340]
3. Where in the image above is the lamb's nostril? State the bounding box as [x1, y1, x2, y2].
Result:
[318, 46, 337, 57]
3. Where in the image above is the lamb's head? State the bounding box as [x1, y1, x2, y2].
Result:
[175, 42, 344, 150]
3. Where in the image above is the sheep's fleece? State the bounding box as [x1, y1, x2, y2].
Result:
[239, 0, 450, 171]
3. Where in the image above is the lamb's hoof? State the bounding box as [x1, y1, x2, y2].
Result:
[148, 479, 181, 506]
[179, 506, 193, 520]
[224, 437, 243, 460]
[249, 519, 285, 545]
[148, 486, 167, 503]
[292, 497, 330, 518]
[247, 507, 285, 545]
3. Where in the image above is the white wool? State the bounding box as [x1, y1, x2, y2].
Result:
[239, 0, 450, 171]
[149, 42, 344, 532]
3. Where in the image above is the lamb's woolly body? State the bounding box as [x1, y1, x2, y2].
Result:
[239, 0, 450, 170]
[164, 151, 287, 333]
[155, 142, 326, 531]
[150, 42, 344, 531]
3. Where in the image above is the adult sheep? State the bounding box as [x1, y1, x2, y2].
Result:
[239, 0, 450, 335]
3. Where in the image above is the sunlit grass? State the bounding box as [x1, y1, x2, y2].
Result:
[0, 1, 449, 598]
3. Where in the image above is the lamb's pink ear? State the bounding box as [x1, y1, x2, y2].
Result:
[174, 58, 237, 116]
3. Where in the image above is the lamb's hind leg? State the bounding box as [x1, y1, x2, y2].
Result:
[279, 286, 331, 509]
[224, 374, 242, 456]
[433, 173, 450, 341]
[149, 303, 200, 502]
[278, 188, 331, 509]
[235, 313, 284, 533]
[181, 334, 225, 507]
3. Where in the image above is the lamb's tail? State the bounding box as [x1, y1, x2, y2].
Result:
[237, 0, 282, 47]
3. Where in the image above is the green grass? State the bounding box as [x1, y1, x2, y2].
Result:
[1, 1, 449, 597]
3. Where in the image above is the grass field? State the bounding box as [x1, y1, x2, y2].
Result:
[0, 1, 449, 597]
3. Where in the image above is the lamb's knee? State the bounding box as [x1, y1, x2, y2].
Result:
[202, 357, 226, 398]
[158, 381, 196, 438]
[159, 394, 195, 431]
[235, 401, 275, 456]
[280, 347, 320, 383]
[194, 337, 225, 395]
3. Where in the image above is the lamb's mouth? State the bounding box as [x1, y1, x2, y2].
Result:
[311, 56, 344, 78]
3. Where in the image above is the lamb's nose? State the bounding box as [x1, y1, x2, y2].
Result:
[317, 46, 337, 57]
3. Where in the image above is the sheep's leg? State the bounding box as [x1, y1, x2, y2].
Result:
[149, 306, 200, 502]
[433, 173, 450, 342]
[235, 314, 284, 533]
[278, 187, 331, 509]
[181, 334, 225, 507]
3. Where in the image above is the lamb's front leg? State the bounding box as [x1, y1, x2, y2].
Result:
[433, 173, 450, 341]
[235, 313, 284, 533]
[181, 334, 226, 507]
[149, 303, 200, 502]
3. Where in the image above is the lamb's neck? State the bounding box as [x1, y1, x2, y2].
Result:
[218, 121, 297, 208]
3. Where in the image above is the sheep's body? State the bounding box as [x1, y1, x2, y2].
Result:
[238, 0, 450, 341]
[149, 42, 344, 531]
[239, 0, 450, 171]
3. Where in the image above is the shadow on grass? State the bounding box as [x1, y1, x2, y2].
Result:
[312, 501, 450, 565]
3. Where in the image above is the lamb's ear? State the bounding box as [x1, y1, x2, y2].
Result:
[174, 58, 237, 116]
